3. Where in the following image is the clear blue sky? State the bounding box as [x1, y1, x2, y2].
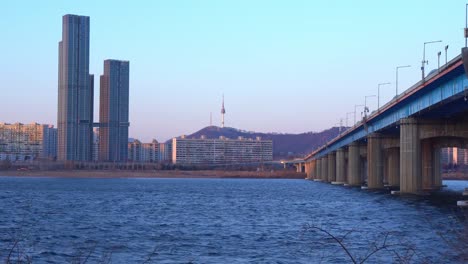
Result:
[1, 0, 466, 142]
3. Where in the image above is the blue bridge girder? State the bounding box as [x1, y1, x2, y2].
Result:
[306, 54, 468, 161]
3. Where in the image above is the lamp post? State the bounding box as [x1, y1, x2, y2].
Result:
[364, 95, 376, 117]
[377, 82, 391, 110]
[437, 51, 441, 71]
[421, 40, 442, 81]
[445, 45, 449, 65]
[354, 105, 364, 124]
[466, 4, 468, 47]
[396, 65, 410, 96]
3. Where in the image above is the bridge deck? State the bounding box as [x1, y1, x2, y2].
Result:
[306, 54, 468, 160]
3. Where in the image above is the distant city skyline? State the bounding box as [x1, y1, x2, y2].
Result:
[2, 0, 468, 142]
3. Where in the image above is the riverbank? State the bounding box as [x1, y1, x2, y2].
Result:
[0, 169, 306, 179]
[442, 172, 468, 180]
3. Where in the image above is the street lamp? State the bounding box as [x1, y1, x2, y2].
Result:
[421, 40, 442, 81]
[364, 95, 376, 117]
[377, 82, 391, 110]
[465, 4, 468, 47]
[437, 51, 442, 71]
[445, 45, 449, 65]
[396, 65, 410, 96]
[354, 105, 364, 124]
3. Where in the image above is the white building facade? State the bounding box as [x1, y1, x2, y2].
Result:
[172, 136, 273, 165]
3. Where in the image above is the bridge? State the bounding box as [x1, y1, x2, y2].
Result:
[301, 49, 468, 194]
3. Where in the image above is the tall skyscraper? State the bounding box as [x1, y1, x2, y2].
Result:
[99, 60, 130, 162]
[57, 14, 94, 161]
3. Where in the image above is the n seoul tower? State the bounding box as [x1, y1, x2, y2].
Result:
[221, 94, 226, 128]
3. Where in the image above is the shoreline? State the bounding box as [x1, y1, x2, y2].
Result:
[0, 169, 306, 179]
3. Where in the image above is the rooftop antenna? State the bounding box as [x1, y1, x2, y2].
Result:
[221, 94, 226, 128]
[210, 112, 212, 126]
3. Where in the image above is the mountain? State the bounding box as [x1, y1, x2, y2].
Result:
[183, 126, 345, 159]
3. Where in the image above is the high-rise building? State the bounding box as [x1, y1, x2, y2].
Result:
[98, 60, 130, 162]
[57, 14, 94, 161]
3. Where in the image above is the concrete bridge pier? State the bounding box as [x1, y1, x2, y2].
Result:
[433, 148, 441, 188]
[304, 162, 311, 179]
[367, 133, 384, 189]
[348, 142, 361, 186]
[310, 160, 317, 179]
[315, 159, 322, 181]
[386, 148, 400, 187]
[296, 162, 305, 173]
[421, 140, 442, 191]
[335, 148, 346, 184]
[321, 157, 328, 182]
[400, 118, 422, 194]
[328, 152, 336, 183]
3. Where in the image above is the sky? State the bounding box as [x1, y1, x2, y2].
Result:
[1, 0, 467, 142]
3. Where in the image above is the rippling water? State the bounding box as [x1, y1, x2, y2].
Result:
[0, 177, 466, 263]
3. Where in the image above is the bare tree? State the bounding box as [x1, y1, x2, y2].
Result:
[302, 224, 420, 263]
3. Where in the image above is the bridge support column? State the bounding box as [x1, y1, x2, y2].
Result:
[421, 140, 442, 191]
[421, 140, 433, 191]
[400, 118, 422, 194]
[321, 157, 328, 182]
[335, 148, 346, 184]
[387, 148, 400, 187]
[310, 160, 317, 179]
[328, 152, 336, 183]
[304, 162, 310, 179]
[348, 142, 361, 186]
[316, 159, 322, 181]
[433, 148, 442, 188]
[367, 133, 384, 189]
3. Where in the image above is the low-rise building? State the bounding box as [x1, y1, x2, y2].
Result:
[159, 142, 172, 163]
[128, 138, 141, 162]
[128, 139, 163, 162]
[141, 140, 159, 162]
[0, 122, 57, 161]
[172, 136, 273, 165]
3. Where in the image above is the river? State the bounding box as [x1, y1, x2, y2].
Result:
[0, 177, 466, 263]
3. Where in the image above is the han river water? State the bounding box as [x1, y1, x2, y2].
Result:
[0, 177, 466, 263]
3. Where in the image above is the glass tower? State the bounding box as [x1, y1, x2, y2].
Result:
[57, 14, 94, 161]
[99, 60, 130, 162]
